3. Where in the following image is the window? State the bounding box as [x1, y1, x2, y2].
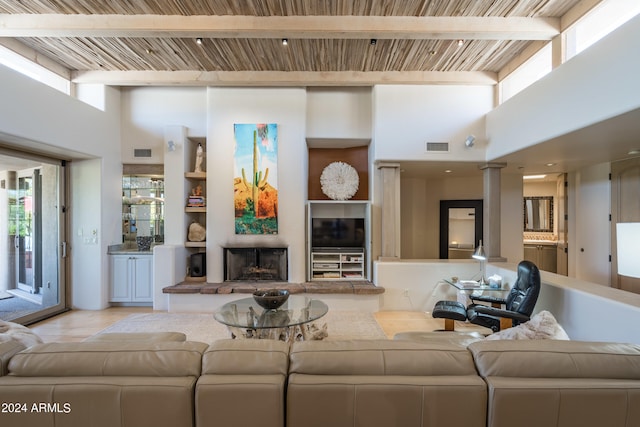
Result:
[566, 0, 640, 60]
[500, 43, 552, 103]
[0, 45, 71, 95]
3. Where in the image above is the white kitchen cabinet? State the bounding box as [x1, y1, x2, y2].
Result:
[109, 254, 153, 304]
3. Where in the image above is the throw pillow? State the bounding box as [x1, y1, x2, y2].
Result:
[484, 310, 570, 341]
[0, 320, 44, 348]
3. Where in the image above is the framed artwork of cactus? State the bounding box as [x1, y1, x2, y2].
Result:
[233, 123, 278, 234]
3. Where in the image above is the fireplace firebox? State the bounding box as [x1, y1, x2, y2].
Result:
[224, 247, 288, 281]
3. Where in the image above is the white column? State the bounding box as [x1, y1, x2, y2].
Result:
[377, 162, 401, 260]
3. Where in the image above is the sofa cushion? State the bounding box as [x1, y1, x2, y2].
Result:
[85, 332, 187, 343]
[469, 340, 640, 379]
[289, 339, 478, 376]
[202, 338, 289, 375]
[7, 341, 207, 377]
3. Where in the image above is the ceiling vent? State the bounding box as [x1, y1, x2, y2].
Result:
[133, 148, 152, 158]
[425, 142, 449, 153]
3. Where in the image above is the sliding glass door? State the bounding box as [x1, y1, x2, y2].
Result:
[1, 148, 67, 323]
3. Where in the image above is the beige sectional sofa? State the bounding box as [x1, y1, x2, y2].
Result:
[287, 339, 487, 427]
[1, 335, 639, 427]
[0, 339, 208, 427]
[469, 340, 640, 427]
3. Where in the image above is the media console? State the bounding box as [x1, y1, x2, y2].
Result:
[310, 248, 365, 280]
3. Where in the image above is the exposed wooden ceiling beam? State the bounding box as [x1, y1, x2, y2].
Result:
[71, 70, 497, 87]
[0, 15, 560, 40]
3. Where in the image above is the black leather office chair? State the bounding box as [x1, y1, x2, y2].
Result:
[432, 260, 541, 333]
[466, 260, 541, 332]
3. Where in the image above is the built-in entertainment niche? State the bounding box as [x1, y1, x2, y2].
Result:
[307, 201, 371, 281]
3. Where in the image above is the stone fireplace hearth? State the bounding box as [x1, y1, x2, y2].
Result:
[224, 247, 288, 281]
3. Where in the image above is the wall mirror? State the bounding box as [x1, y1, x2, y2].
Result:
[439, 199, 483, 259]
[524, 196, 553, 232]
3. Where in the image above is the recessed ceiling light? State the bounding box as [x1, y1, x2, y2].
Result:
[445, 169, 452, 173]
[370, 39, 377, 45]
[546, 163, 556, 167]
[429, 50, 437, 56]
[456, 39, 464, 47]
[523, 174, 547, 180]
[196, 38, 203, 45]
[282, 38, 288, 46]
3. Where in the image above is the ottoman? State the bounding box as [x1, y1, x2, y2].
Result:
[432, 300, 468, 331]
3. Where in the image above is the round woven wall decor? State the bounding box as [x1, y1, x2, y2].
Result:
[320, 161, 359, 200]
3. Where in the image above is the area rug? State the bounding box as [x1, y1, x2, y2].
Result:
[92, 311, 388, 343]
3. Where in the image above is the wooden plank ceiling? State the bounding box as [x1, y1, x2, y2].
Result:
[0, 0, 598, 86]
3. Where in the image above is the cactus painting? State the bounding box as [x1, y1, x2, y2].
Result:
[233, 123, 278, 234]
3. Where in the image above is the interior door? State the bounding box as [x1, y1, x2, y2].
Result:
[611, 158, 640, 293]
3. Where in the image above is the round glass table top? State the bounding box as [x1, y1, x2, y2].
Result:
[214, 295, 328, 329]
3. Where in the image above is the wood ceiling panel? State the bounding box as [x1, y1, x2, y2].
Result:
[0, 0, 593, 85]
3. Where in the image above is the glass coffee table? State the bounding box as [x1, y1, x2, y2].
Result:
[214, 295, 329, 341]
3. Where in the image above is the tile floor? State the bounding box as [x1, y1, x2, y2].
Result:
[27, 306, 489, 342]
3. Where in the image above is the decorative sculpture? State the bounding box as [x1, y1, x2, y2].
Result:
[320, 161, 359, 200]
[194, 143, 204, 173]
[188, 222, 206, 242]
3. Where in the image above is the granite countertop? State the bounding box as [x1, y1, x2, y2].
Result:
[107, 243, 158, 255]
[523, 240, 557, 245]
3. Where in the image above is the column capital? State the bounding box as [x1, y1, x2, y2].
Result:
[478, 162, 507, 171]
[376, 161, 401, 170]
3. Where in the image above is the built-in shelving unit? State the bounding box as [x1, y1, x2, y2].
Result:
[311, 249, 365, 280]
[184, 138, 206, 250]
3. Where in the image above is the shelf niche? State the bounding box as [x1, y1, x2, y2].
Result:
[307, 201, 371, 281]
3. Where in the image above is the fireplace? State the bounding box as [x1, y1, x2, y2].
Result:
[224, 247, 288, 281]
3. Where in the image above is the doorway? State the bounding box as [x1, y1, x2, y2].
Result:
[439, 200, 483, 259]
[611, 157, 640, 294]
[0, 148, 67, 323]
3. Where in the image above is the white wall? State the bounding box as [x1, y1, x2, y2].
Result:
[306, 87, 372, 140]
[120, 87, 207, 164]
[487, 14, 640, 159]
[0, 66, 122, 310]
[207, 87, 308, 282]
[373, 85, 493, 162]
[374, 259, 482, 311]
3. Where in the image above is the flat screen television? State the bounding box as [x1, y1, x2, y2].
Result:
[311, 218, 365, 249]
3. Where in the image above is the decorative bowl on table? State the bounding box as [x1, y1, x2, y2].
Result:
[253, 289, 290, 310]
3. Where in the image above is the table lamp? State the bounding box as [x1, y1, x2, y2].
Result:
[472, 239, 487, 285]
[616, 223, 640, 278]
